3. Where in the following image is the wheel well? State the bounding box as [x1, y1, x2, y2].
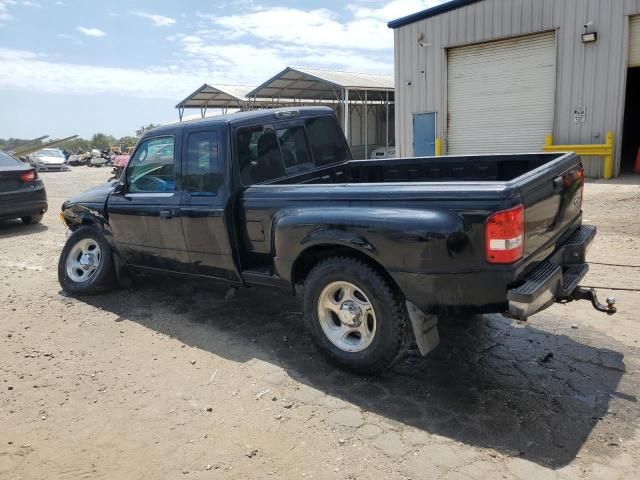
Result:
[70, 215, 96, 230]
[292, 244, 402, 295]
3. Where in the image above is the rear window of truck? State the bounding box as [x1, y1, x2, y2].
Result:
[236, 115, 347, 186]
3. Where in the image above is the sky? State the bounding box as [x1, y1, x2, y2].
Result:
[0, 0, 443, 139]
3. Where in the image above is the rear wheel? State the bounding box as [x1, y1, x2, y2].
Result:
[58, 227, 116, 295]
[21, 214, 43, 225]
[303, 257, 411, 375]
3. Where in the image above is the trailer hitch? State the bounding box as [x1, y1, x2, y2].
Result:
[560, 287, 617, 315]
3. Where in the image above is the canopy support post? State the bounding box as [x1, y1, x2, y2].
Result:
[343, 88, 350, 145]
[364, 90, 368, 160]
[385, 91, 389, 155]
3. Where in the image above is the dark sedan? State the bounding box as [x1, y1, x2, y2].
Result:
[0, 151, 48, 224]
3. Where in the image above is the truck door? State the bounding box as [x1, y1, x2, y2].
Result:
[107, 134, 191, 272]
[179, 129, 242, 282]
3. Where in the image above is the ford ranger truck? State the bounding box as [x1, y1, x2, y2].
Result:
[58, 107, 615, 375]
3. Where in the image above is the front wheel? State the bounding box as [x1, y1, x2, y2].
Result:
[58, 227, 116, 295]
[303, 257, 411, 375]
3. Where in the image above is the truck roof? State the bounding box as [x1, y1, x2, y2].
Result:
[148, 106, 336, 137]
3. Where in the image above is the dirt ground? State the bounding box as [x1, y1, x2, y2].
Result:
[1, 167, 640, 480]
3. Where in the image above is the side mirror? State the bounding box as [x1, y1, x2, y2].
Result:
[113, 181, 126, 195]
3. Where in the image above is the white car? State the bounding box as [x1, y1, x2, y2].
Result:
[30, 148, 69, 172]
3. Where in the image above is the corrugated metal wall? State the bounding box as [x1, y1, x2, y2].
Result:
[394, 0, 640, 177]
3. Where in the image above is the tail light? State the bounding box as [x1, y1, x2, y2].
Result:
[485, 204, 525, 264]
[577, 166, 585, 211]
[19, 170, 36, 182]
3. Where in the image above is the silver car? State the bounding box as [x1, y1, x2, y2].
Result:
[30, 148, 69, 172]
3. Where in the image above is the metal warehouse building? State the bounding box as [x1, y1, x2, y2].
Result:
[389, 0, 640, 177]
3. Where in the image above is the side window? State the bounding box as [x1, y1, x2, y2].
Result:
[276, 125, 314, 174]
[305, 116, 349, 166]
[126, 137, 175, 193]
[184, 131, 222, 195]
[236, 124, 285, 185]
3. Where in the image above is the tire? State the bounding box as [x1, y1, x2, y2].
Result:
[21, 214, 43, 225]
[58, 226, 117, 295]
[303, 257, 412, 375]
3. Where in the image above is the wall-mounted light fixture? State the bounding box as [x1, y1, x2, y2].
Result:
[582, 21, 597, 43]
[417, 32, 430, 48]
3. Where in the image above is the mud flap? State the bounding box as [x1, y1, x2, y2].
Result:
[406, 301, 440, 356]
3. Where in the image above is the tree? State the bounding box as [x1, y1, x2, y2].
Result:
[135, 124, 160, 137]
[90, 133, 116, 151]
[0, 137, 42, 152]
[58, 137, 91, 153]
[118, 136, 138, 149]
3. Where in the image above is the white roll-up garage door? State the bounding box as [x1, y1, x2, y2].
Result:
[447, 32, 556, 154]
[630, 16, 640, 67]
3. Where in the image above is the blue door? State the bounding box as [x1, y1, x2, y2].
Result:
[413, 112, 436, 157]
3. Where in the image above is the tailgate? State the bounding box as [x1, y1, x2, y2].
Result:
[519, 154, 585, 259]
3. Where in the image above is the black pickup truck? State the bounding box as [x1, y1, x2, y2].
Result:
[58, 107, 614, 374]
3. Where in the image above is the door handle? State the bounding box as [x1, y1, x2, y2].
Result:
[160, 208, 174, 219]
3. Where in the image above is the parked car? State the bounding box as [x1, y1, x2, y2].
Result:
[29, 148, 69, 172]
[110, 153, 131, 180]
[57, 107, 614, 374]
[0, 150, 47, 224]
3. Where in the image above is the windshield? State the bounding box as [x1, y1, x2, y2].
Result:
[0, 151, 22, 167]
[36, 149, 64, 158]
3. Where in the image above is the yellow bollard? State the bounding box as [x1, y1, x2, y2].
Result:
[543, 132, 615, 180]
[545, 133, 554, 147]
[603, 131, 614, 180]
[435, 137, 443, 156]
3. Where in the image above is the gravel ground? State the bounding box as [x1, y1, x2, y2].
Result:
[1, 167, 639, 480]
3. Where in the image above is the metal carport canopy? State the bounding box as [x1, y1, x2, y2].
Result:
[246, 66, 394, 101]
[175, 84, 258, 120]
[247, 67, 394, 157]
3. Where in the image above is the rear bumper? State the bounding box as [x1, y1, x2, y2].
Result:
[507, 225, 596, 320]
[392, 224, 596, 318]
[37, 163, 69, 172]
[0, 186, 48, 220]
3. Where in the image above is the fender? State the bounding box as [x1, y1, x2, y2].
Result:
[271, 206, 470, 286]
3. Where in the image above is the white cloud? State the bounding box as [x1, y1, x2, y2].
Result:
[0, 47, 202, 99]
[55, 1, 65, 6]
[57, 33, 83, 45]
[200, 1, 444, 53]
[135, 12, 176, 27]
[0, 1, 442, 101]
[0, 0, 15, 21]
[176, 36, 391, 83]
[21, 1, 40, 7]
[77, 26, 106, 37]
[176, 1, 433, 82]
[205, 7, 391, 51]
[351, 0, 444, 21]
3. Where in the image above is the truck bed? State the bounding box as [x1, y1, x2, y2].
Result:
[243, 150, 585, 313]
[270, 153, 568, 185]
